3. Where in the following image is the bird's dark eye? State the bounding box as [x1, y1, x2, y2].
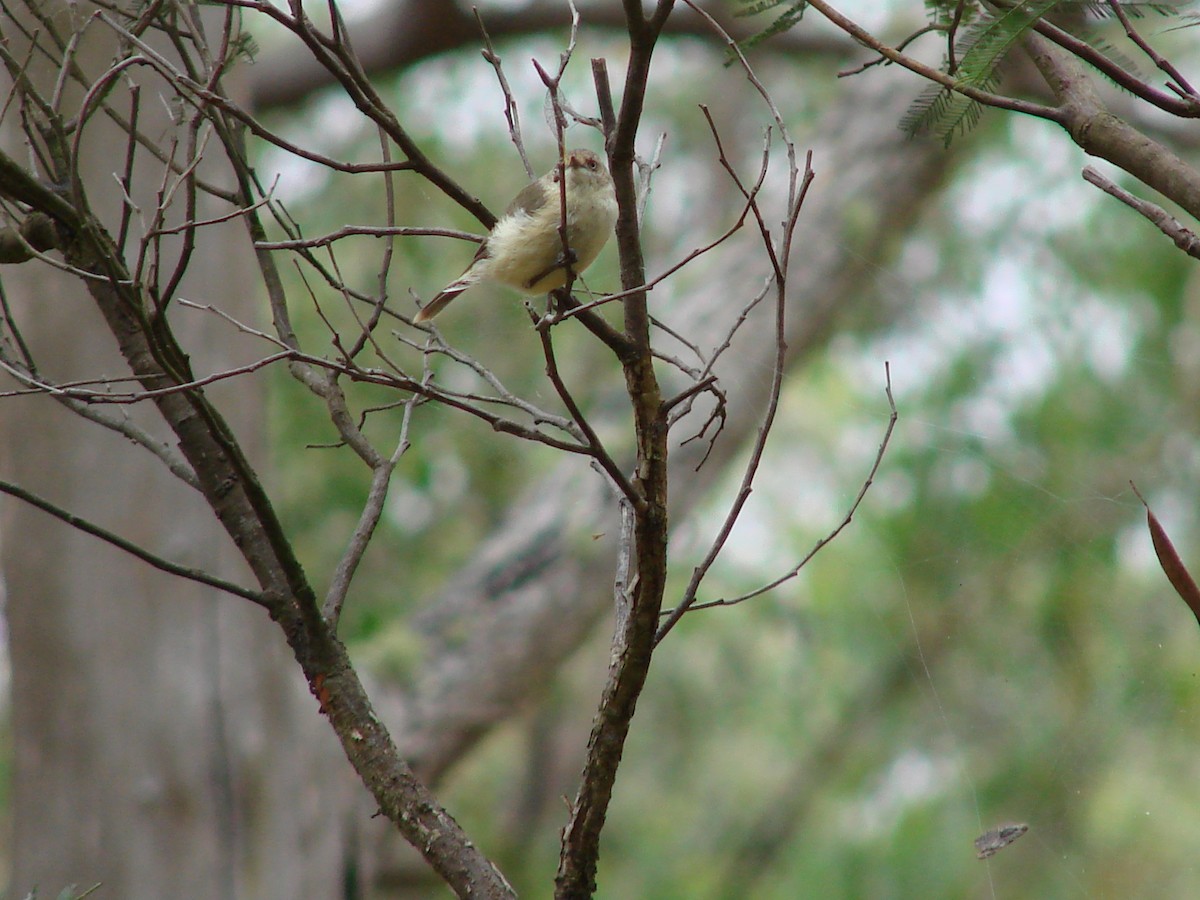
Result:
[587, 158, 598, 169]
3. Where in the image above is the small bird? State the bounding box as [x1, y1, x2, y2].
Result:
[415, 148, 618, 323]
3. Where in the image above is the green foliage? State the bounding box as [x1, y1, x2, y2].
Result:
[736, 0, 1190, 144]
[732, 0, 807, 53]
[924, 0, 1187, 22]
[254, 20, 1200, 899]
[437, 102, 1200, 894]
[904, 1, 1190, 142]
[1069, 1, 1189, 15]
[231, 31, 259, 64]
[904, 0, 1060, 145]
[901, 78, 997, 148]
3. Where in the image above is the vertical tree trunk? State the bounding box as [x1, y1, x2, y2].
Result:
[0, 6, 365, 897]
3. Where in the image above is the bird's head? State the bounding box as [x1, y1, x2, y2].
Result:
[561, 149, 611, 190]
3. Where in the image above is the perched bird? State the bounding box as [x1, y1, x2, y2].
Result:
[415, 148, 617, 323]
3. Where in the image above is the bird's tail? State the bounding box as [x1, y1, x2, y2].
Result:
[414, 282, 470, 323]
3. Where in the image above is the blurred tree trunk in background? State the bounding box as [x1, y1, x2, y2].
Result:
[1, 2, 972, 896]
[382, 64, 957, 780]
[0, 6, 365, 897]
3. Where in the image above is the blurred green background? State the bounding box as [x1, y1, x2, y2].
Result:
[116, 2, 1200, 896]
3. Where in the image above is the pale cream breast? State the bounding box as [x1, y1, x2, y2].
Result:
[478, 166, 616, 295]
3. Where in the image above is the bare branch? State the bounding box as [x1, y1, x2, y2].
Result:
[655, 150, 813, 644]
[323, 390, 420, 627]
[0, 349, 294, 404]
[803, 0, 1063, 124]
[393, 327, 582, 435]
[672, 364, 898, 617]
[474, 7, 534, 179]
[555, 3, 676, 895]
[1104, 0, 1198, 98]
[0, 350, 200, 487]
[1027, 9, 1200, 117]
[1022, 31, 1200, 222]
[255, 225, 479, 252]
[0, 479, 266, 605]
[1083, 164, 1200, 260]
[534, 311, 641, 507]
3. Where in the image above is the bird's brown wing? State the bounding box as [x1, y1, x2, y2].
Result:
[457, 179, 545, 272]
[503, 177, 550, 220]
[415, 175, 550, 323]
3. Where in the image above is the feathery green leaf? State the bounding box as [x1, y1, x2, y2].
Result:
[733, 1, 808, 53]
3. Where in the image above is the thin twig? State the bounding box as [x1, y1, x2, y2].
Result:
[474, 6, 534, 178]
[1082, 164, 1200, 260]
[803, 0, 1064, 123]
[323, 391, 419, 627]
[839, 22, 942, 78]
[667, 364, 898, 617]
[0, 349, 294, 403]
[1028, 11, 1200, 117]
[255, 225, 479, 251]
[535, 311, 641, 506]
[0, 350, 200, 487]
[298, 351, 595, 455]
[0, 479, 267, 605]
[1105, 0, 1198, 97]
[115, 83, 140, 253]
[946, 0, 967, 75]
[396, 328, 581, 436]
[656, 152, 811, 645]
